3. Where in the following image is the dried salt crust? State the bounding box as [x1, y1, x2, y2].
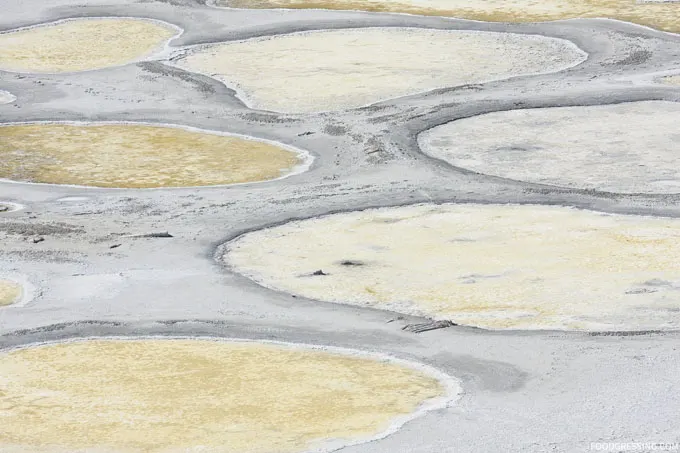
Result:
[0, 90, 15, 104]
[224, 204, 680, 331]
[0, 17, 178, 73]
[419, 101, 680, 194]
[0, 122, 311, 188]
[173, 27, 586, 113]
[215, 0, 680, 34]
[0, 337, 459, 453]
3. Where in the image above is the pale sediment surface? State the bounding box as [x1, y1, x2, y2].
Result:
[0, 339, 447, 453]
[0, 18, 176, 73]
[0, 123, 306, 188]
[0, 280, 21, 306]
[224, 204, 680, 331]
[174, 28, 586, 113]
[419, 101, 680, 194]
[0, 90, 16, 104]
[217, 0, 680, 34]
[662, 75, 680, 84]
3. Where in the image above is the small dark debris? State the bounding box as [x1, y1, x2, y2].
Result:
[402, 320, 457, 333]
[133, 232, 173, 238]
[0, 205, 9, 213]
[32, 237, 45, 244]
[625, 288, 657, 295]
[312, 270, 329, 276]
[339, 260, 364, 266]
[297, 131, 315, 136]
[109, 244, 122, 249]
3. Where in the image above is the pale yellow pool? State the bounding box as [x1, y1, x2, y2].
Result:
[0, 123, 306, 188]
[0, 279, 21, 306]
[0, 339, 446, 453]
[217, 0, 680, 34]
[0, 18, 176, 73]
